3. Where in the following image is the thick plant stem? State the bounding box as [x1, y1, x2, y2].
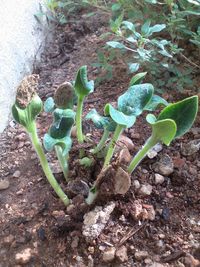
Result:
[127, 136, 157, 174]
[85, 186, 98, 205]
[55, 145, 69, 181]
[29, 122, 70, 205]
[91, 129, 110, 154]
[103, 124, 124, 168]
[76, 96, 84, 143]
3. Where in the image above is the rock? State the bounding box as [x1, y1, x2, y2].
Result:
[49, 162, 62, 174]
[67, 179, 89, 197]
[0, 179, 10, 190]
[71, 236, 79, 249]
[15, 248, 33, 264]
[13, 170, 21, 178]
[130, 200, 143, 220]
[181, 139, 200, 156]
[147, 143, 163, 159]
[149, 263, 165, 267]
[133, 180, 141, 190]
[184, 253, 200, 267]
[118, 148, 131, 166]
[113, 167, 131, 195]
[116, 246, 128, 263]
[139, 184, 153, 196]
[134, 250, 149, 261]
[144, 205, 156, 221]
[82, 202, 115, 241]
[117, 135, 134, 151]
[153, 155, 174, 176]
[102, 247, 116, 262]
[154, 173, 165, 185]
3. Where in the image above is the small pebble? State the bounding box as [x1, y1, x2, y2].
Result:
[15, 248, 33, 264]
[102, 247, 116, 262]
[139, 184, 153, 196]
[134, 250, 149, 261]
[13, 170, 21, 178]
[155, 173, 165, 185]
[115, 246, 128, 263]
[0, 179, 10, 190]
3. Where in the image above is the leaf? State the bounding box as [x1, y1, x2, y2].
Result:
[111, 3, 121, 11]
[149, 24, 166, 35]
[146, 114, 177, 145]
[118, 83, 154, 116]
[12, 94, 43, 132]
[106, 41, 126, 49]
[141, 20, 151, 36]
[43, 134, 72, 156]
[144, 95, 169, 111]
[104, 104, 136, 128]
[128, 63, 140, 73]
[122, 21, 135, 32]
[50, 108, 75, 139]
[129, 72, 147, 86]
[86, 109, 116, 131]
[74, 66, 94, 99]
[44, 97, 55, 113]
[158, 96, 198, 138]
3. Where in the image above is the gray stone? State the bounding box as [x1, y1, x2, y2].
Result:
[13, 170, 21, 178]
[134, 250, 149, 261]
[154, 173, 165, 185]
[148, 263, 165, 267]
[153, 154, 174, 176]
[15, 248, 33, 264]
[102, 247, 116, 262]
[181, 139, 200, 156]
[0, 179, 10, 190]
[147, 143, 163, 159]
[139, 184, 153, 196]
[83, 202, 115, 241]
[49, 162, 62, 174]
[133, 180, 141, 190]
[116, 246, 128, 263]
[67, 179, 89, 197]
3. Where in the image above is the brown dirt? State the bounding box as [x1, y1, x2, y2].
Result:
[0, 11, 200, 267]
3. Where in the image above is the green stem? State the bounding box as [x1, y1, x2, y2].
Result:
[91, 129, 110, 154]
[103, 124, 124, 168]
[76, 96, 84, 143]
[85, 186, 98, 205]
[29, 122, 70, 205]
[127, 136, 157, 174]
[55, 145, 69, 181]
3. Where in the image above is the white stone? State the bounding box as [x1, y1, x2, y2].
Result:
[139, 184, 153, 196]
[0, 0, 47, 132]
[154, 173, 165, 185]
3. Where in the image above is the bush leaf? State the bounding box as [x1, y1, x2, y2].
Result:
[145, 95, 169, 111]
[158, 96, 198, 138]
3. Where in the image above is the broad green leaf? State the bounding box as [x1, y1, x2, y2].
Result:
[128, 63, 140, 73]
[158, 96, 198, 138]
[129, 72, 147, 86]
[141, 20, 151, 36]
[106, 41, 126, 49]
[118, 83, 154, 116]
[104, 104, 136, 128]
[86, 109, 116, 131]
[43, 134, 72, 156]
[44, 97, 55, 113]
[144, 95, 169, 111]
[122, 21, 135, 32]
[111, 3, 121, 11]
[12, 94, 43, 132]
[74, 66, 94, 99]
[149, 24, 166, 35]
[50, 109, 75, 139]
[146, 114, 177, 145]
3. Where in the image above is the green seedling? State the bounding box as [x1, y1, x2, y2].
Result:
[74, 66, 94, 143]
[43, 108, 75, 180]
[12, 75, 70, 205]
[79, 157, 94, 168]
[103, 83, 154, 168]
[43, 82, 76, 181]
[86, 109, 116, 154]
[127, 96, 198, 174]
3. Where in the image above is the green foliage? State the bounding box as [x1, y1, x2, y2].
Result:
[12, 94, 43, 132]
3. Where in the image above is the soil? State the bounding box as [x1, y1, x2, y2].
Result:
[0, 10, 200, 267]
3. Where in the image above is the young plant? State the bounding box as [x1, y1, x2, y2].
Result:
[86, 109, 116, 154]
[127, 95, 198, 174]
[12, 75, 70, 205]
[74, 66, 94, 143]
[44, 82, 75, 181]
